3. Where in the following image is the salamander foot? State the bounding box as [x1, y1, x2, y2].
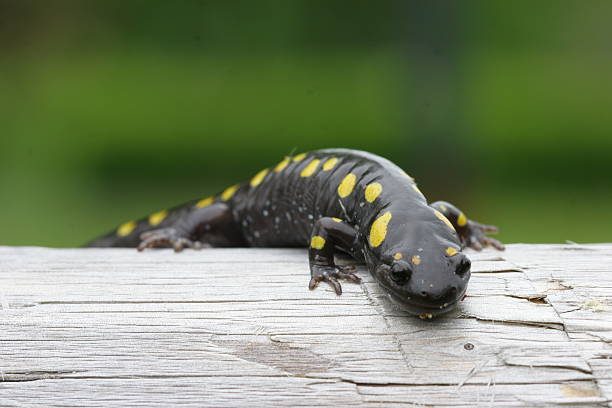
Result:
[308, 265, 361, 295]
[137, 228, 204, 252]
[463, 221, 505, 251]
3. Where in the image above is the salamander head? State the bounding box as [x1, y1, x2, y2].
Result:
[364, 207, 470, 318]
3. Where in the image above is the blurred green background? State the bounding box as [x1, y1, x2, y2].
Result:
[1, 0, 611, 246]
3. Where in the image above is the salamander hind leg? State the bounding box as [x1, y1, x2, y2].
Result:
[138, 202, 246, 252]
[308, 217, 362, 295]
[138, 228, 205, 252]
[430, 201, 505, 251]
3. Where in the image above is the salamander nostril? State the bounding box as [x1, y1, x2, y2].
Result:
[420, 290, 428, 297]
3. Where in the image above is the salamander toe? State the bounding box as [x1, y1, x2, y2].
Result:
[464, 221, 505, 251]
[137, 228, 203, 252]
[308, 264, 361, 295]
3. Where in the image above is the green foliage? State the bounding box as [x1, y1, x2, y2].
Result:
[1, 1, 610, 246]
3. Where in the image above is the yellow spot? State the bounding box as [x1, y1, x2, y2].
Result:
[457, 212, 468, 227]
[117, 221, 137, 237]
[148, 210, 168, 226]
[332, 217, 342, 222]
[300, 159, 320, 177]
[250, 169, 269, 187]
[221, 184, 239, 201]
[369, 211, 392, 248]
[338, 173, 357, 198]
[364, 182, 383, 203]
[412, 255, 421, 265]
[292, 153, 307, 162]
[310, 236, 326, 250]
[412, 185, 424, 196]
[196, 196, 214, 208]
[393, 252, 403, 260]
[274, 157, 289, 172]
[446, 247, 459, 257]
[433, 209, 456, 232]
[322, 157, 338, 171]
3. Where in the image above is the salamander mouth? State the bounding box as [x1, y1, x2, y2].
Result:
[386, 286, 468, 318]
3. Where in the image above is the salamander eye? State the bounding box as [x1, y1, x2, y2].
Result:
[390, 263, 411, 286]
[456, 257, 471, 277]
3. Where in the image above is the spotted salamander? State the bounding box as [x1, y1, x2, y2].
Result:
[87, 148, 504, 318]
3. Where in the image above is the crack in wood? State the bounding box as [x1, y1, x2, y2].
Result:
[505, 294, 548, 304]
[356, 273, 416, 373]
[505, 250, 611, 405]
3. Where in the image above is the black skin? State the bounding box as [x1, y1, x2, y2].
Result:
[87, 149, 504, 318]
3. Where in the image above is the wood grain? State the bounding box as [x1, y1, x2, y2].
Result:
[1, 244, 611, 407]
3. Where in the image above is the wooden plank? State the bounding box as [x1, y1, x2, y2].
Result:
[503, 244, 612, 407]
[0, 245, 611, 407]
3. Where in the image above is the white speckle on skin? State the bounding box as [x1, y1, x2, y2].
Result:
[263, 210, 269, 216]
[418, 248, 423, 252]
[308, 214, 313, 220]
[254, 231, 260, 238]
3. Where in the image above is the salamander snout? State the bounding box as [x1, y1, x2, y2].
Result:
[375, 253, 471, 317]
[412, 282, 460, 306]
[409, 254, 470, 303]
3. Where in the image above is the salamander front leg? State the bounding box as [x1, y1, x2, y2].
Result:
[430, 201, 505, 251]
[308, 217, 362, 295]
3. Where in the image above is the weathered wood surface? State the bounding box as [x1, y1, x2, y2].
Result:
[1, 244, 611, 407]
